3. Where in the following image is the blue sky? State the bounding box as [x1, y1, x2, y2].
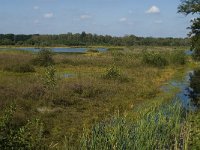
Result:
[0, 0, 193, 37]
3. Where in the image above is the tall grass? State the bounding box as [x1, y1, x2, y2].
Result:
[78, 101, 190, 150]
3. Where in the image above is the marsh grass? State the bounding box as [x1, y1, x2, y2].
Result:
[142, 50, 168, 67]
[78, 101, 190, 150]
[3, 63, 35, 73]
[0, 46, 191, 148]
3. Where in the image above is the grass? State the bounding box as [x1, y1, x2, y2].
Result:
[77, 101, 189, 150]
[0, 46, 199, 149]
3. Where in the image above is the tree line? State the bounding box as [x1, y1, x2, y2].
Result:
[0, 33, 190, 47]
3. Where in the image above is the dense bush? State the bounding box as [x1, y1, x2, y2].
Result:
[3, 64, 35, 73]
[170, 50, 186, 65]
[0, 104, 46, 149]
[32, 48, 54, 67]
[142, 51, 168, 67]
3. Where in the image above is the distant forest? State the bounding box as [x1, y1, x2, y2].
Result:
[0, 32, 190, 47]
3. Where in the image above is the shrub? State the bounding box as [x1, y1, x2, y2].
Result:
[102, 65, 121, 80]
[42, 66, 57, 90]
[142, 51, 168, 67]
[0, 104, 46, 149]
[32, 48, 54, 67]
[170, 50, 186, 65]
[107, 48, 124, 51]
[3, 64, 35, 73]
[102, 66, 129, 82]
[86, 49, 99, 53]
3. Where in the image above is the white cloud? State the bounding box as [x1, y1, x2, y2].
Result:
[33, 6, 39, 10]
[80, 15, 92, 20]
[146, 6, 160, 14]
[119, 17, 127, 22]
[43, 13, 54, 18]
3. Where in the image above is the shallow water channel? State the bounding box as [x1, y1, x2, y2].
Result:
[162, 50, 199, 111]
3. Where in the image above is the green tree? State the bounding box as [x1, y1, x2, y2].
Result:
[178, 0, 200, 60]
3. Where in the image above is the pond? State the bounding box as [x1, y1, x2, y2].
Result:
[0, 47, 107, 53]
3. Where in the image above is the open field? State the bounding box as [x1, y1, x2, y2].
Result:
[0, 46, 199, 149]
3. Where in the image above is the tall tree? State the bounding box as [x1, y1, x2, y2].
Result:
[178, 0, 200, 60]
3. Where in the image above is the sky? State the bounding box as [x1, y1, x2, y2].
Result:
[0, 0, 194, 37]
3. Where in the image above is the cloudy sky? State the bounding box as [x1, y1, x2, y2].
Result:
[0, 0, 193, 37]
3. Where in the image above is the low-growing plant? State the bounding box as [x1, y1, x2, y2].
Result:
[142, 51, 168, 67]
[3, 63, 35, 73]
[32, 48, 54, 67]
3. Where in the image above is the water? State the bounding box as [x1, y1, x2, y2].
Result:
[185, 50, 193, 56]
[161, 50, 200, 111]
[0, 47, 107, 53]
[161, 71, 198, 111]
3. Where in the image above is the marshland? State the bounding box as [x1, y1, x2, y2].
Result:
[0, 44, 199, 149]
[1, 0, 200, 149]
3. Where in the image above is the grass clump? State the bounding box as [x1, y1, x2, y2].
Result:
[142, 51, 168, 67]
[3, 63, 35, 73]
[32, 48, 54, 67]
[79, 101, 190, 150]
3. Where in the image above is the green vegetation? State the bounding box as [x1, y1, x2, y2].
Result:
[178, 0, 200, 60]
[142, 51, 168, 67]
[0, 46, 199, 149]
[32, 48, 54, 67]
[142, 50, 186, 67]
[79, 102, 189, 150]
[3, 63, 35, 73]
[86, 49, 99, 53]
[0, 33, 190, 47]
[0, 104, 45, 150]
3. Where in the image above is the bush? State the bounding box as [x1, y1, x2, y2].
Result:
[142, 51, 168, 67]
[107, 48, 124, 51]
[86, 49, 99, 53]
[0, 104, 46, 149]
[102, 65, 121, 80]
[3, 64, 35, 73]
[102, 66, 129, 82]
[32, 48, 54, 67]
[170, 50, 186, 65]
[42, 66, 57, 90]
